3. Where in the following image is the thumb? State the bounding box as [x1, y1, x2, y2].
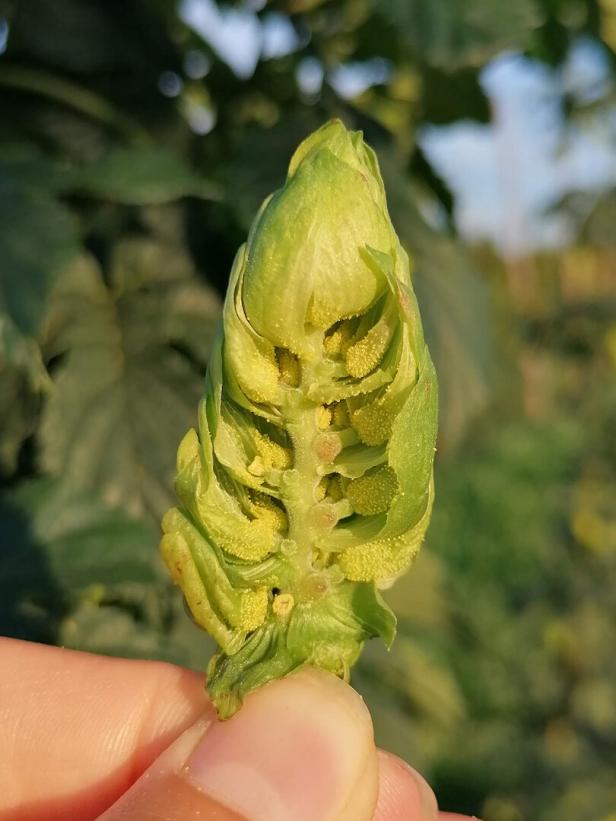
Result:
[100, 668, 379, 821]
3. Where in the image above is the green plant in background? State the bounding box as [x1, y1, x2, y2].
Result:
[161, 121, 437, 717]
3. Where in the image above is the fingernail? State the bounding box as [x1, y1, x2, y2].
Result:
[181, 668, 378, 821]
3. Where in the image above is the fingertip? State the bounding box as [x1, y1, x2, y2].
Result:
[184, 668, 379, 821]
[104, 668, 380, 821]
[374, 750, 438, 821]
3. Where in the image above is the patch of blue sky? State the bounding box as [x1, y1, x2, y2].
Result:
[179, 0, 301, 78]
[329, 58, 392, 100]
[179, 0, 261, 78]
[420, 40, 616, 256]
[560, 35, 613, 103]
[296, 57, 324, 97]
[261, 13, 301, 60]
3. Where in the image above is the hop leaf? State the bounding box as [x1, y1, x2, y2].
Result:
[161, 120, 438, 717]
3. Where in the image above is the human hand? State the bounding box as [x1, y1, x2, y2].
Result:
[0, 637, 477, 820]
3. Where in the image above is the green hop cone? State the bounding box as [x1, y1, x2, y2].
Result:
[160, 120, 438, 718]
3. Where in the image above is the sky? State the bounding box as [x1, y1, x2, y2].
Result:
[420, 39, 616, 257]
[178, 0, 616, 257]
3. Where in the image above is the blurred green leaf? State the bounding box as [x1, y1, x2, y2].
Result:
[380, 157, 497, 451]
[429, 418, 583, 594]
[0, 477, 157, 640]
[576, 189, 616, 249]
[383, 550, 450, 631]
[10, 0, 137, 72]
[40, 245, 220, 521]
[223, 114, 323, 230]
[1, 478, 157, 589]
[0, 163, 78, 338]
[59, 599, 166, 658]
[0, 315, 50, 388]
[63, 147, 222, 205]
[359, 682, 423, 762]
[379, 0, 542, 69]
[359, 636, 466, 726]
[0, 475, 214, 667]
[0, 153, 74, 472]
[59, 591, 215, 669]
[0, 318, 49, 474]
[0, 143, 65, 191]
[9, 0, 179, 76]
[0, 366, 38, 474]
[0, 65, 148, 141]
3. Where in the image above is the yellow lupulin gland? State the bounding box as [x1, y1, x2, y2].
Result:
[238, 588, 269, 630]
[254, 431, 293, 470]
[340, 535, 417, 582]
[347, 465, 398, 515]
[316, 405, 332, 430]
[345, 319, 390, 378]
[323, 321, 354, 356]
[351, 400, 394, 446]
[238, 355, 279, 404]
[216, 519, 275, 562]
[246, 491, 288, 534]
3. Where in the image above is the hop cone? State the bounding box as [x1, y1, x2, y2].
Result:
[161, 120, 438, 718]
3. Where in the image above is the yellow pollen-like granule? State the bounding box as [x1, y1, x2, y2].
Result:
[246, 491, 288, 533]
[316, 405, 332, 430]
[345, 319, 390, 378]
[255, 431, 293, 470]
[216, 518, 276, 562]
[339, 536, 415, 582]
[323, 321, 354, 356]
[238, 588, 268, 630]
[237, 354, 280, 404]
[350, 401, 393, 446]
[347, 465, 398, 515]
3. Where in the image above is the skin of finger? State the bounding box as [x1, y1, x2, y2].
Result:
[0, 638, 211, 821]
[373, 754, 479, 821]
[0, 639, 475, 821]
[373, 750, 438, 821]
[99, 720, 246, 821]
[104, 669, 380, 821]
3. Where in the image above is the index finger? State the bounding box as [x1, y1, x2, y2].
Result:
[0, 637, 211, 820]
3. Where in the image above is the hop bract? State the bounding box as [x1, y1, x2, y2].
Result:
[161, 120, 438, 718]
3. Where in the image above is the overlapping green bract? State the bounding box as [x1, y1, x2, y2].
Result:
[161, 120, 438, 718]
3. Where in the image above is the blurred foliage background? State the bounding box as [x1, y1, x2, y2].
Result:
[1, 0, 615, 818]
